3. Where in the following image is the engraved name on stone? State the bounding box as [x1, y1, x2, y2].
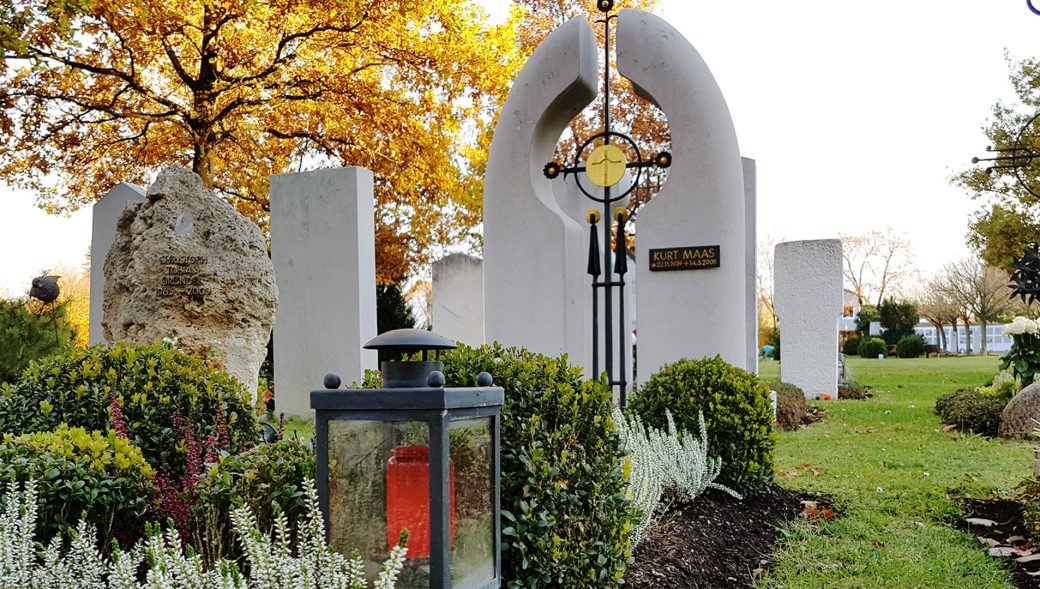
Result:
[155, 255, 211, 298]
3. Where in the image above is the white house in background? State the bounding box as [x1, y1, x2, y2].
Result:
[912, 320, 1013, 355]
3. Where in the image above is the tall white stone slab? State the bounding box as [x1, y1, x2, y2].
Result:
[89, 183, 146, 345]
[432, 253, 485, 347]
[773, 239, 843, 399]
[743, 157, 758, 374]
[483, 18, 598, 366]
[270, 167, 377, 417]
[618, 9, 748, 376]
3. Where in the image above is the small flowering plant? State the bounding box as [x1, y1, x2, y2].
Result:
[1001, 316, 1040, 388]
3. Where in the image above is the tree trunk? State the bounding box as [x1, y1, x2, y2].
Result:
[980, 319, 988, 355]
[963, 316, 972, 355]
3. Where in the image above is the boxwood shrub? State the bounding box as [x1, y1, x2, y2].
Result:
[192, 439, 316, 564]
[842, 336, 861, 356]
[628, 356, 776, 493]
[440, 343, 633, 589]
[857, 337, 887, 358]
[896, 334, 926, 358]
[0, 342, 260, 481]
[769, 381, 823, 431]
[934, 387, 1008, 436]
[0, 424, 156, 548]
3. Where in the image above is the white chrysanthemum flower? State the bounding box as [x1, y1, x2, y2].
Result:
[1003, 316, 1038, 336]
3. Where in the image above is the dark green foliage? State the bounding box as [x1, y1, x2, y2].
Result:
[1018, 477, 1040, 542]
[857, 337, 887, 358]
[376, 283, 416, 333]
[0, 424, 156, 549]
[628, 356, 776, 493]
[0, 298, 72, 384]
[896, 334, 926, 358]
[0, 342, 260, 481]
[854, 304, 880, 337]
[770, 381, 824, 431]
[192, 440, 316, 564]
[934, 388, 1008, 437]
[838, 382, 870, 400]
[440, 344, 633, 589]
[878, 298, 918, 345]
[842, 337, 861, 356]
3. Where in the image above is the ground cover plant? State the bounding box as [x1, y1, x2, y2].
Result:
[0, 479, 406, 589]
[764, 356, 1033, 588]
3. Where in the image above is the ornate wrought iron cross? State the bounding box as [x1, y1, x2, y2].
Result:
[542, 0, 671, 405]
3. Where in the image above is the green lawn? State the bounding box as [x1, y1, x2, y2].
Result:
[762, 356, 1034, 588]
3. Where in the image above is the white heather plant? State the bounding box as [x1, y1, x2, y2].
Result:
[614, 408, 741, 546]
[0, 479, 405, 589]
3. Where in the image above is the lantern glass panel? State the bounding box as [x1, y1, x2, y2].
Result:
[449, 416, 496, 589]
[328, 419, 430, 585]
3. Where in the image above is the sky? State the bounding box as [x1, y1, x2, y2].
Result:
[1, 0, 1038, 296]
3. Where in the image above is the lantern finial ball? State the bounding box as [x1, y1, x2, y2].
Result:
[477, 372, 493, 387]
[323, 373, 342, 389]
[427, 370, 446, 388]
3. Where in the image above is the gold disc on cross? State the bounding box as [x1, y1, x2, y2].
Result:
[585, 144, 627, 187]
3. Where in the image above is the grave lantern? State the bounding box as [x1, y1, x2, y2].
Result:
[312, 328, 503, 589]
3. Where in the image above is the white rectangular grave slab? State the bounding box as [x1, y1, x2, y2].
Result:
[89, 182, 146, 345]
[774, 239, 843, 399]
[432, 253, 485, 347]
[270, 167, 377, 417]
[743, 157, 758, 375]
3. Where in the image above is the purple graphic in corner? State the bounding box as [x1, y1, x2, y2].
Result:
[1030, 0, 1040, 16]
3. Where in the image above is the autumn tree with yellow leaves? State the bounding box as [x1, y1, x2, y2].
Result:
[1, 0, 521, 283]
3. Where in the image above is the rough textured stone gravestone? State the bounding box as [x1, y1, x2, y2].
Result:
[432, 253, 485, 347]
[270, 166, 377, 417]
[90, 182, 146, 345]
[773, 239, 843, 399]
[999, 381, 1040, 438]
[483, 9, 752, 384]
[103, 166, 277, 393]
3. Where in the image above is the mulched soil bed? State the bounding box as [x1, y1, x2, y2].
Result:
[624, 486, 823, 589]
[957, 498, 1040, 589]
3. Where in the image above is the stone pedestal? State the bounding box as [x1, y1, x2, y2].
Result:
[89, 183, 146, 345]
[432, 253, 485, 347]
[773, 239, 843, 399]
[270, 167, 377, 417]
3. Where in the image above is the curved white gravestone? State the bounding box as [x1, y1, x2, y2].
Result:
[89, 182, 146, 345]
[774, 239, 843, 399]
[484, 9, 749, 381]
[483, 17, 599, 364]
[616, 9, 747, 376]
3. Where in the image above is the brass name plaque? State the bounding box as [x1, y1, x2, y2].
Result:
[648, 246, 720, 271]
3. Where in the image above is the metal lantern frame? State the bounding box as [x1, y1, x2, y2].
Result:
[312, 329, 504, 589]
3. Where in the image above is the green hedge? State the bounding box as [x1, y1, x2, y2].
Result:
[896, 334, 926, 358]
[934, 388, 1008, 437]
[628, 356, 776, 493]
[842, 337, 861, 356]
[193, 439, 316, 564]
[857, 337, 887, 358]
[0, 424, 156, 548]
[0, 342, 260, 482]
[441, 344, 633, 589]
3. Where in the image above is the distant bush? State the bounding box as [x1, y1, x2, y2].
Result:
[0, 424, 156, 549]
[441, 344, 633, 589]
[838, 382, 870, 400]
[934, 388, 1008, 437]
[857, 337, 887, 358]
[896, 334, 926, 358]
[842, 337, 861, 356]
[0, 298, 72, 384]
[769, 382, 826, 431]
[193, 439, 316, 564]
[629, 356, 776, 493]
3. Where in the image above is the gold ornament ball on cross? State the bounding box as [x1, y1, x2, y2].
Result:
[585, 144, 627, 187]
